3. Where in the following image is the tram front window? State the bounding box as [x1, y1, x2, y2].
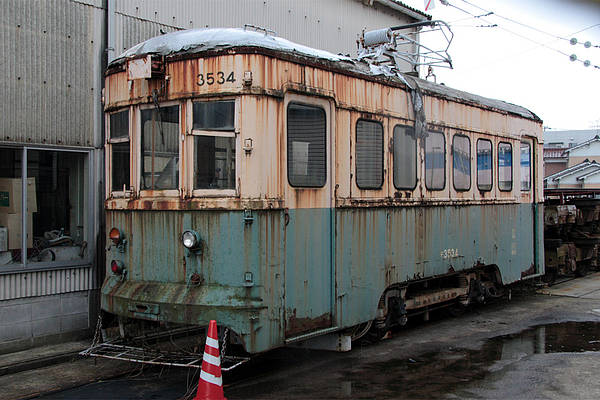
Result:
[192, 100, 236, 190]
[140, 105, 180, 190]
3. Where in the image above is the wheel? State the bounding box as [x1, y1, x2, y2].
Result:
[349, 320, 373, 342]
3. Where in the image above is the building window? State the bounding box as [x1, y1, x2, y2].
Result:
[425, 131, 445, 190]
[477, 139, 493, 191]
[109, 110, 129, 192]
[393, 125, 417, 190]
[521, 142, 531, 191]
[0, 148, 89, 268]
[453, 134, 471, 191]
[498, 142, 513, 191]
[140, 105, 179, 190]
[193, 101, 236, 190]
[355, 119, 383, 189]
[287, 103, 326, 187]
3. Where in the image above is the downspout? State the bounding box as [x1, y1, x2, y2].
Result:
[107, 0, 116, 64]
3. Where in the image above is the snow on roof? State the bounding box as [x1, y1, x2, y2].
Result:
[114, 28, 354, 64]
[111, 28, 540, 123]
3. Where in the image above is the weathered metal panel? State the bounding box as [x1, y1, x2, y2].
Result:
[112, 0, 416, 60]
[1, 0, 104, 147]
[336, 203, 539, 328]
[105, 209, 285, 353]
[0, 266, 93, 301]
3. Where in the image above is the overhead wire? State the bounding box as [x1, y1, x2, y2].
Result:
[456, 0, 600, 48]
[441, 1, 600, 69]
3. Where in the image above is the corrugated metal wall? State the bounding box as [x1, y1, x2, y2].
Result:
[112, 0, 415, 59]
[0, 266, 93, 301]
[0, 0, 105, 147]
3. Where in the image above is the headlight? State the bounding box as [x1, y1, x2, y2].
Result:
[182, 230, 201, 250]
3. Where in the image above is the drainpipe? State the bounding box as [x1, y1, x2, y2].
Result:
[107, 0, 116, 64]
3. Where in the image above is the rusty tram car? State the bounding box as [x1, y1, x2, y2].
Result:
[100, 28, 544, 356]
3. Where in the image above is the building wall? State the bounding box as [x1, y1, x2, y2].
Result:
[0, 291, 91, 353]
[545, 161, 567, 177]
[0, 0, 104, 353]
[110, 0, 421, 69]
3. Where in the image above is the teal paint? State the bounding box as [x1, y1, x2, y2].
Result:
[102, 203, 541, 353]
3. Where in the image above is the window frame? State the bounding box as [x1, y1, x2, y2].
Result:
[138, 101, 182, 198]
[107, 108, 131, 197]
[520, 141, 532, 192]
[452, 133, 471, 192]
[393, 124, 417, 191]
[286, 101, 328, 188]
[355, 118, 384, 190]
[476, 138, 493, 192]
[188, 97, 239, 198]
[0, 145, 95, 274]
[497, 141, 513, 192]
[424, 130, 446, 191]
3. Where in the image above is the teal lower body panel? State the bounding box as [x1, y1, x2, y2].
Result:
[101, 203, 542, 353]
[335, 203, 543, 328]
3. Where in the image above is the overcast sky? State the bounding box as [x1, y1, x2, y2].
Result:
[399, 0, 600, 131]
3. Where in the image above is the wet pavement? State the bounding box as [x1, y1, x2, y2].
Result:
[33, 291, 600, 400]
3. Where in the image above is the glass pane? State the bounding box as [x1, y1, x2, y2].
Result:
[356, 120, 383, 189]
[27, 150, 88, 265]
[194, 136, 236, 189]
[141, 105, 179, 190]
[0, 148, 23, 266]
[393, 125, 416, 189]
[477, 140, 492, 191]
[110, 110, 129, 139]
[287, 103, 326, 187]
[111, 142, 130, 192]
[453, 135, 471, 191]
[520, 142, 531, 191]
[498, 142, 513, 191]
[425, 131, 445, 190]
[193, 101, 235, 131]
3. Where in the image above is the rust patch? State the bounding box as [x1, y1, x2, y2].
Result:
[285, 310, 332, 337]
[521, 263, 536, 278]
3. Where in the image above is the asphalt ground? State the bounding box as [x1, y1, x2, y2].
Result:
[3, 274, 600, 400]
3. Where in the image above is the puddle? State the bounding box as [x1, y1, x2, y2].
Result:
[341, 321, 600, 399]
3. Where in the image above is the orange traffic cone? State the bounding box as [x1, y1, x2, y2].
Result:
[193, 320, 227, 400]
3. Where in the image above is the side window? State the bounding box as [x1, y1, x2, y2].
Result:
[141, 105, 179, 190]
[520, 142, 531, 191]
[192, 100, 236, 190]
[355, 119, 383, 189]
[393, 125, 416, 189]
[453, 134, 471, 191]
[425, 131, 445, 190]
[287, 103, 326, 187]
[498, 142, 513, 191]
[476, 139, 493, 191]
[109, 109, 129, 192]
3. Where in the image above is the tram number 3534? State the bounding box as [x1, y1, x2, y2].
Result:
[197, 71, 236, 86]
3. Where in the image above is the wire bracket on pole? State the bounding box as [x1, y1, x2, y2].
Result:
[357, 20, 454, 75]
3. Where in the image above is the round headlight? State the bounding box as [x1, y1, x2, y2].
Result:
[182, 230, 200, 250]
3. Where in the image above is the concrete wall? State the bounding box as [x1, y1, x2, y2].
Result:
[0, 291, 92, 353]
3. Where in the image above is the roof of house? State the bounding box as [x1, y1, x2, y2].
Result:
[544, 160, 600, 182]
[544, 129, 600, 147]
[564, 135, 600, 153]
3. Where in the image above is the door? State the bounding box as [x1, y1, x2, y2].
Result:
[283, 95, 334, 338]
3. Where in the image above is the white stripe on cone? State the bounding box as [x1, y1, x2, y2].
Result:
[200, 370, 223, 386]
[203, 352, 221, 366]
[206, 337, 219, 349]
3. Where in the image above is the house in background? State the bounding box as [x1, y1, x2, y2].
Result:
[543, 129, 600, 177]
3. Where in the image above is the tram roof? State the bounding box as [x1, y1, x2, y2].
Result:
[110, 28, 541, 123]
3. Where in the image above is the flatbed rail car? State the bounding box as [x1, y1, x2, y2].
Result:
[100, 28, 544, 354]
